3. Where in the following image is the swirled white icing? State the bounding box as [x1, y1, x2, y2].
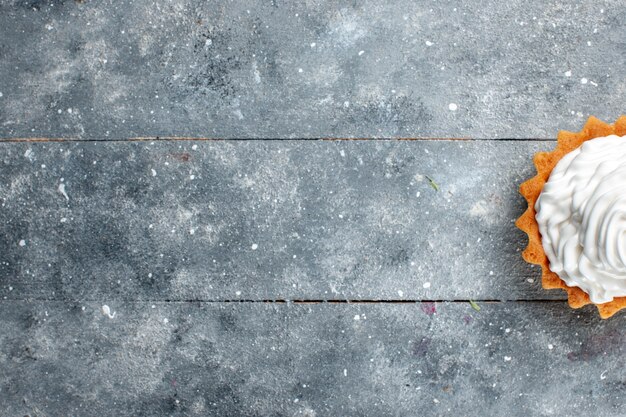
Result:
[535, 135, 626, 303]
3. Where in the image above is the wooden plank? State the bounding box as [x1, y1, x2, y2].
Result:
[0, 140, 560, 301]
[0, 301, 622, 416]
[0, 1, 623, 139]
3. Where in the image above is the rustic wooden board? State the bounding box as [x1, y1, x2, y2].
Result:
[0, 301, 622, 417]
[0, 140, 560, 301]
[0, 0, 624, 139]
[2, 0, 626, 415]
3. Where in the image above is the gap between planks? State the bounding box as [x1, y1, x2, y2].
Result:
[0, 136, 559, 306]
[0, 299, 566, 304]
[0, 137, 556, 143]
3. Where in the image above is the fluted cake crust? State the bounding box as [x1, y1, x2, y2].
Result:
[516, 116, 626, 318]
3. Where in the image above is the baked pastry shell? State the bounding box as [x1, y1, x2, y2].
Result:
[516, 116, 626, 318]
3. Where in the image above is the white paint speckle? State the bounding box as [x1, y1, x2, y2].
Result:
[358, 50, 364, 56]
[190, 175, 195, 180]
[489, 271, 494, 276]
[564, 70, 572, 77]
[448, 103, 458, 111]
[191, 144, 198, 150]
[310, 42, 316, 48]
[298, 68, 303, 73]
[423, 282, 431, 289]
[18, 239, 26, 247]
[252, 61, 261, 84]
[504, 356, 512, 362]
[58, 183, 69, 201]
[398, 290, 404, 297]
[236, 291, 242, 296]
[416, 191, 421, 198]
[101, 305, 116, 319]
[0, 92, 3, 97]
[151, 169, 157, 177]
[425, 40, 433, 46]
[548, 344, 554, 350]
[354, 314, 360, 320]
[470, 200, 488, 217]
[163, 318, 169, 324]
[343, 369, 347, 377]
[189, 229, 195, 235]
[600, 370, 608, 380]
[340, 150, 345, 157]
[581, 78, 588, 84]
[251, 243, 258, 250]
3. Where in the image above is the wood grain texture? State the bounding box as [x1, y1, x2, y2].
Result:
[0, 301, 623, 416]
[2, 0, 626, 414]
[0, 0, 624, 139]
[0, 140, 562, 301]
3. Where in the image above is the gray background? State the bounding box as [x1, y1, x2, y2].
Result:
[0, 0, 624, 416]
[1, 0, 625, 139]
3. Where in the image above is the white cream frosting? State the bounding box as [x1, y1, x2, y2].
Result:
[535, 135, 626, 303]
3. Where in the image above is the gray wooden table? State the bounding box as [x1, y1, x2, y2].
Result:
[0, 1, 624, 416]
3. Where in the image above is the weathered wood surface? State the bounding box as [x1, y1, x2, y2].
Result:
[2, 0, 626, 415]
[0, 140, 559, 302]
[1, 301, 623, 417]
[0, 0, 624, 139]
